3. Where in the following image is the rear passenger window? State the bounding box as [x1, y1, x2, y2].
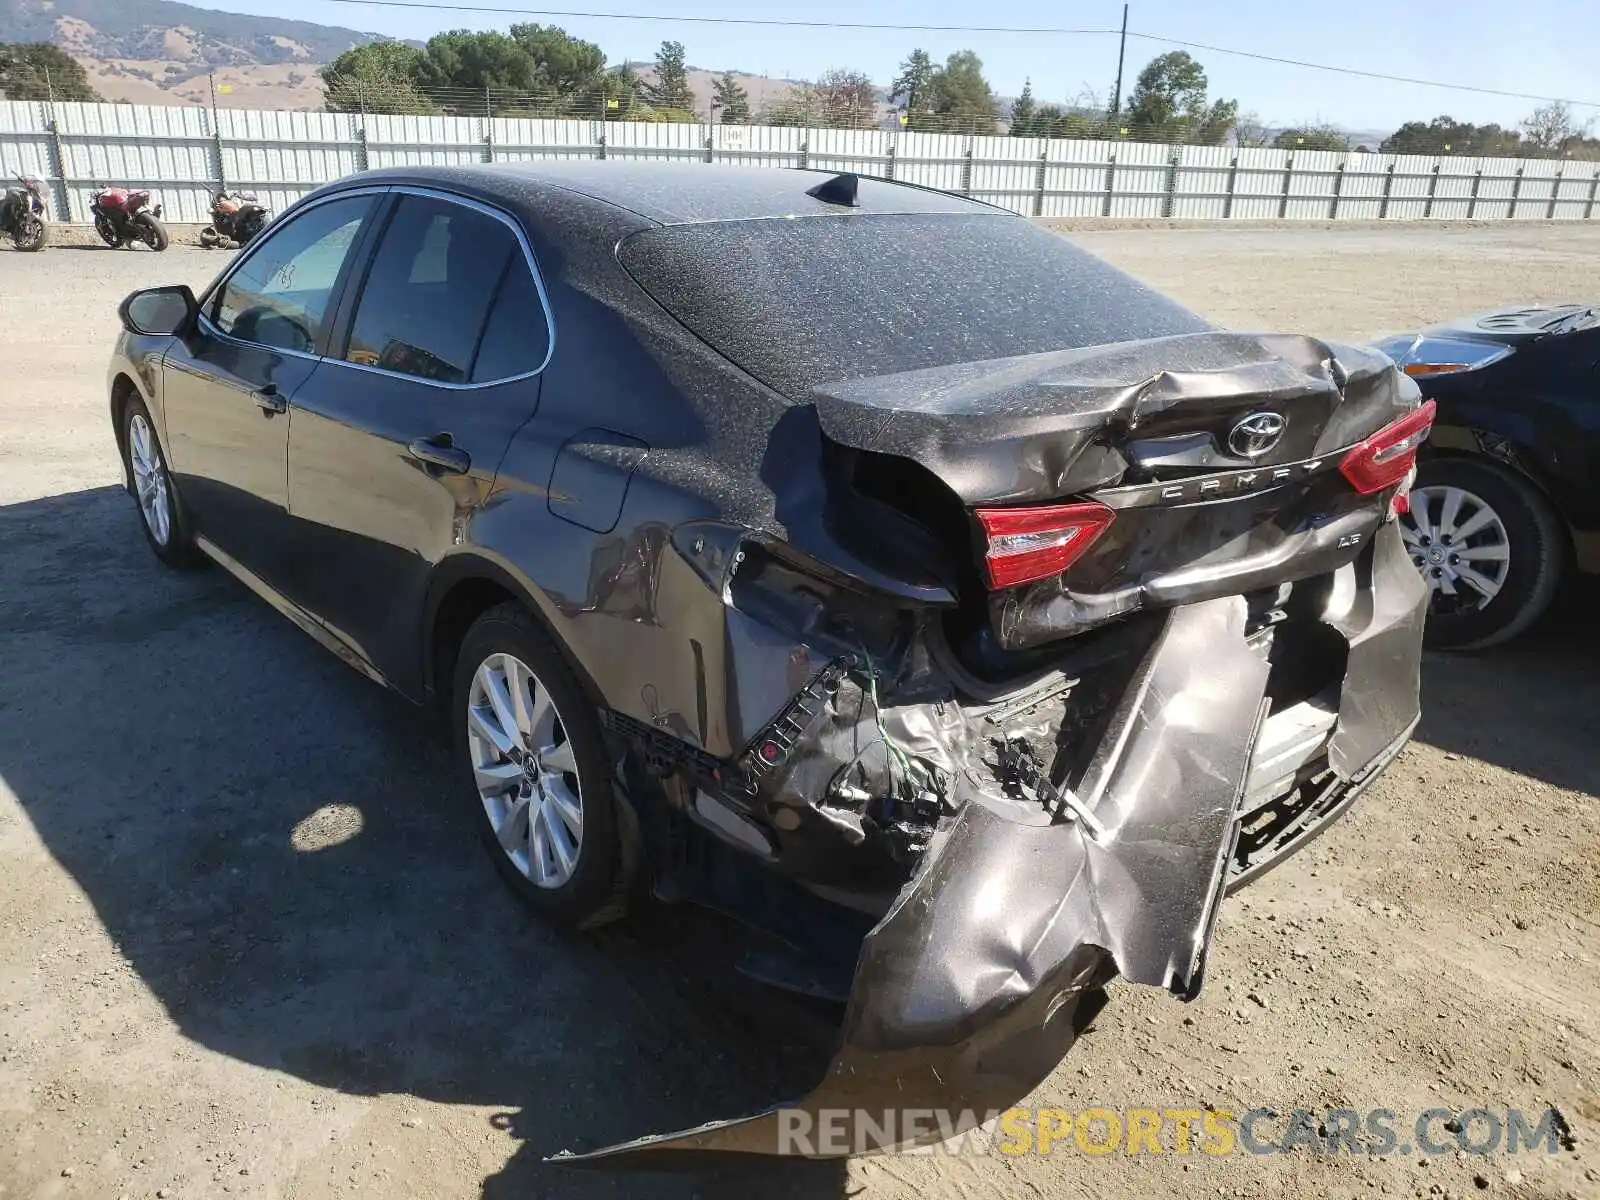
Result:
[471, 258, 550, 382]
[344, 195, 519, 384]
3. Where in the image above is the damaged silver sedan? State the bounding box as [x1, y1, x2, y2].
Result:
[107, 162, 1431, 1162]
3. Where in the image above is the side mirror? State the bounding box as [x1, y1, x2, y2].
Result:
[119, 285, 197, 337]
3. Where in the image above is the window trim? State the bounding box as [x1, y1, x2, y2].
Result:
[197, 186, 391, 363]
[324, 186, 557, 390]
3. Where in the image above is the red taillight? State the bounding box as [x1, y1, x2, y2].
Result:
[975, 502, 1115, 589]
[1339, 400, 1436, 495]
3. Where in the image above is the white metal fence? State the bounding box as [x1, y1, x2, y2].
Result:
[5, 100, 1600, 225]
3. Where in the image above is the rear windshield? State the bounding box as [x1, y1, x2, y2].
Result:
[617, 213, 1209, 399]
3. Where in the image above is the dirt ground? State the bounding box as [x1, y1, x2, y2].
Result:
[0, 223, 1596, 1200]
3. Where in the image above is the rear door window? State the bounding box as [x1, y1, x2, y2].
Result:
[211, 195, 374, 354]
[344, 195, 529, 384]
[470, 255, 550, 383]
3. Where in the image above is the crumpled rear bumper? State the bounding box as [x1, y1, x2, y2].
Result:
[559, 525, 1426, 1164]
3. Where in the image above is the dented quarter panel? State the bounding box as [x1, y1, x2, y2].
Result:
[561, 596, 1277, 1162]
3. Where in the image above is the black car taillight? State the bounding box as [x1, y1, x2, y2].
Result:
[974, 502, 1115, 589]
[1339, 400, 1436, 495]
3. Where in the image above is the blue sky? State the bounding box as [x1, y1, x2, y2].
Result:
[271, 0, 1597, 132]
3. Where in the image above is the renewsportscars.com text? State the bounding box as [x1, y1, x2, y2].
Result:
[773, 1105, 1573, 1158]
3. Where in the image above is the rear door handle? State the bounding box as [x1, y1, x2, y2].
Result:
[407, 434, 471, 475]
[253, 383, 286, 415]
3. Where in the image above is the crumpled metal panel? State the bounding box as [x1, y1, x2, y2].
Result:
[1325, 522, 1429, 779]
[558, 596, 1272, 1163]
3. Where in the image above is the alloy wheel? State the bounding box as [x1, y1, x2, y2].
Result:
[127, 412, 172, 546]
[1401, 484, 1511, 612]
[465, 652, 584, 889]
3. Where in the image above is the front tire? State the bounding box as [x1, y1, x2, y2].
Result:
[453, 604, 623, 927]
[134, 213, 169, 251]
[11, 213, 46, 251]
[94, 215, 123, 248]
[1403, 457, 1565, 649]
[121, 396, 200, 567]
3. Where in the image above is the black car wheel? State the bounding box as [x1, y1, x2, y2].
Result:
[1402, 458, 1565, 649]
[121, 396, 200, 567]
[453, 603, 625, 927]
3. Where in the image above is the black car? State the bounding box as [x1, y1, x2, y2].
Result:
[1376, 305, 1600, 647]
[109, 163, 1430, 1160]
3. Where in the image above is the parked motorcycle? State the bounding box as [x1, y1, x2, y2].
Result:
[0, 174, 48, 251]
[199, 190, 269, 248]
[90, 185, 168, 250]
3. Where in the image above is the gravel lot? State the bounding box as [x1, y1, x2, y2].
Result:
[1, 224, 1596, 1200]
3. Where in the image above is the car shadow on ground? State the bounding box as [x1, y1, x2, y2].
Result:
[1414, 577, 1600, 795]
[0, 485, 850, 1199]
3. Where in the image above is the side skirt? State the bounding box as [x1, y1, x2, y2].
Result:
[194, 534, 392, 691]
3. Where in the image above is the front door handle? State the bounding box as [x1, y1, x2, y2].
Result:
[253, 383, 286, 415]
[407, 433, 471, 475]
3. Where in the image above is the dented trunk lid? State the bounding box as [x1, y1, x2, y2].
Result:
[810, 331, 1425, 648]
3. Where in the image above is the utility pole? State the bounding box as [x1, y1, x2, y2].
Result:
[1110, 3, 1129, 116]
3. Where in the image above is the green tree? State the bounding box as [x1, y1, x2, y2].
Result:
[710, 72, 750, 124]
[0, 43, 102, 102]
[597, 65, 644, 120]
[816, 68, 877, 129]
[1380, 116, 1522, 156]
[1009, 78, 1036, 137]
[890, 48, 936, 130]
[928, 50, 997, 133]
[326, 25, 613, 117]
[642, 39, 695, 113]
[1126, 50, 1237, 144]
[762, 84, 821, 128]
[1030, 103, 1104, 140]
[509, 23, 607, 108]
[321, 41, 437, 114]
[418, 29, 541, 104]
[1271, 124, 1351, 152]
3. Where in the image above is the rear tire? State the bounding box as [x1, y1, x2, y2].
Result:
[1404, 457, 1565, 649]
[453, 603, 624, 928]
[134, 213, 169, 251]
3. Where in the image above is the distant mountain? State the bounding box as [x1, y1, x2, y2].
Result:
[1, 0, 385, 64]
[0, 0, 398, 107]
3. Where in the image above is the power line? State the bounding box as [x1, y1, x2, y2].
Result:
[1126, 33, 1600, 110]
[312, 0, 1600, 111]
[316, 0, 1117, 36]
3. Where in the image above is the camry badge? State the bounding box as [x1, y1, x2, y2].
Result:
[1228, 411, 1287, 458]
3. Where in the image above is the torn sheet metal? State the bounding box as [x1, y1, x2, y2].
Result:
[1324, 522, 1429, 779]
[558, 596, 1272, 1164]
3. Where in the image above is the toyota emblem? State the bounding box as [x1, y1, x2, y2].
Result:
[1228, 411, 1287, 458]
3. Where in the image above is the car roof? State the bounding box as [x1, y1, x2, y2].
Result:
[348, 161, 1006, 226]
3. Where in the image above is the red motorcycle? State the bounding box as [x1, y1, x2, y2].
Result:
[90, 185, 168, 251]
